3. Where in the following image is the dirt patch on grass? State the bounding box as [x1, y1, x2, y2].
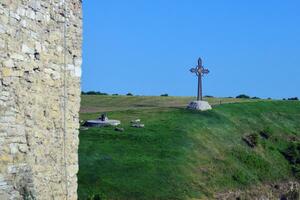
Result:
[216, 181, 300, 200]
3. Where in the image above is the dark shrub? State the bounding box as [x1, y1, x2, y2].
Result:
[292, 165, 300, 179]
[204, 95, 214, 98]
[87, 194, 101, 200]
[282, 143, 300, 165]
[281, 142, 300, 179]
[288, 97, 299, 101]
[236, 94, 250, 99]
[86, 91, 108, 95]
[112, 93, 119, 96]
[243, 133, 259, 148]
[86, 91, 97, 95]
[251, 96, 260, 99]
[259, 128, 272, 139]
[126, 93, 133, 96]
[160, 94, 168, 97]
[93, 194, 101, 200]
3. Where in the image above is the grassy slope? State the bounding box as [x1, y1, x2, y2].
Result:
[78, 96, 300, 200]
[80, 95, 260, 113]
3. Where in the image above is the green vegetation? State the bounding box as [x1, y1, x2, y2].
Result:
[82, 91, 108, 95]
[160, 93, 169, 97]
[78, 95, 300, 200]
[236, 94, 250, 99]
[282, 142, 300, 179]
[80, 95, 260, 113]
[287, 97, 299, 101]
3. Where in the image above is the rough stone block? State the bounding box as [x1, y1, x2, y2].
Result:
[187, 101, 212, 111]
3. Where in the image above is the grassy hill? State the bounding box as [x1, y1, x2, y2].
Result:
[78, 95, 300, 199]
[80, 95, 260, 113]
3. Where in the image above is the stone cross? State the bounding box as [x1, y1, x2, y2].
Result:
[190, 57, 210, 101]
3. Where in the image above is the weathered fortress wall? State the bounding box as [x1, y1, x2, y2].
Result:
[0, 0, 82, 199]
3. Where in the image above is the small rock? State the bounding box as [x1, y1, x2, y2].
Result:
[115, 127, 124, 132]
[274, 184, 280, 190]
[80, 127, 88, 131]
[131, 123, 145, 128]
[187, 100, 212, 111]
[242, 133, 258, 148]
[259, 130, 270, 139]
[131, 119, 141, 123]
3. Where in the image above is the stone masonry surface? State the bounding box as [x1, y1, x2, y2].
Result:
[0, 0, 82, 199]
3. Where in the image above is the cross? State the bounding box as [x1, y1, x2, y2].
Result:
[190, 57, 210, 101]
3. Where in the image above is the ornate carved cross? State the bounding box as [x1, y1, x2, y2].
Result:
[190, 57, 210, 101]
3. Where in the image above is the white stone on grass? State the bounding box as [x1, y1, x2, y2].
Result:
[187, 101, 212, 111]
[131, 123, 144, 128]
[84, 119, 121, 127]
[131, 119, 141, 123]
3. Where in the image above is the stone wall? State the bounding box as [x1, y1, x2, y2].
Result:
[0, 0, 82, 199]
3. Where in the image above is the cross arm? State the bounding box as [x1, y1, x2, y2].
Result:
[190, 68, 197, 73]
[202, 68, 210, 74]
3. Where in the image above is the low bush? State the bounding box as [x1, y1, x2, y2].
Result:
[87, 194, 104, 200]
[160, 94, 169, 97]
[259, 128, 272, 139]
[282, 143, 300, 165]
[243, 133, 259, 148]
[236, 94, 250, 99]
[292, 165, 300, 179]
[126, 93, 133, 96]
[282, 142, 300, 179]
[288, 97, 299, 101]
[83, 91, 108, 95]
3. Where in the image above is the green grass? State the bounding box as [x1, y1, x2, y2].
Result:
[78, 96, 300, 199]
[80, 95, 261, 113]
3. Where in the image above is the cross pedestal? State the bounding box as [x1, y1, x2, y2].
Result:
[187, 100, 212, 111]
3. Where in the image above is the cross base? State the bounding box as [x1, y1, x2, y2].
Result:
[187, 101, 212, 111]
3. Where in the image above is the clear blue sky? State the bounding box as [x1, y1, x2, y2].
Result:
[82, 0, 300, 99]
